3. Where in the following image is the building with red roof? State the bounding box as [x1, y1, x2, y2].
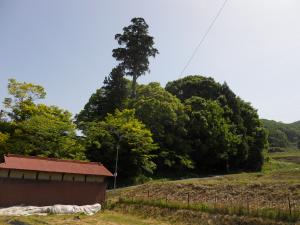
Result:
[0, 154, 113, 207]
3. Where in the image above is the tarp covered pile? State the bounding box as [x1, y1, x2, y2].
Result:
[0, 203, 101, 216]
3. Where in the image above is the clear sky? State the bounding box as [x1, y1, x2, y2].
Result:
[0, 0, 299, 123]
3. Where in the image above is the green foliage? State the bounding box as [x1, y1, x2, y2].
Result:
[0, 131, 9, 156]
[78, 74, 268, 178]
[269, 129, 289, 147]
[103, 66, 129, 113]
[6, 106, 85, 159]
[184, 96, 241, 172]
[1, 79, 85, 160]
[84, 109, 158, 184]
[166, 75, 268, 171]
[75, 88, 107, 123]
[6, 78, 46, 102]
[238, 99, 268, 171]
[261, 119, 300, 148]
[0, 132, 9, 144]
[76, 18, 268, 178]
[165, 75, 222, 101]
[4, 78, 46, 121]
[76, 67, 129, 126]
[0, 121, 15, 155]
[113, 17, 159, 98]
[130, 82, 192, 173]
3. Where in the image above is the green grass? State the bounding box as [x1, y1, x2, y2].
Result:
[268, 149, 300, 158]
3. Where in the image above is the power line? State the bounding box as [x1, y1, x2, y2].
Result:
[180, 0, 229, 77]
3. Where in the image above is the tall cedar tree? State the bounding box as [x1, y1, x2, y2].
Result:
[103, 66, 129, 113]
[75, 66, 129, 126]
[113, 17, 159, 98]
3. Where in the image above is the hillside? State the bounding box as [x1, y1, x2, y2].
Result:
[106, 150, 300, 225]
[261, 119, 300, 149]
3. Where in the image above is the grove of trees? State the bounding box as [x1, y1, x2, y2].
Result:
[0, 79, 85, 159]
[0, 17, 269, 185]
[262, 119, 300, 150]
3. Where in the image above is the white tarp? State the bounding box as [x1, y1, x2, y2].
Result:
[0, 203, 101, 216]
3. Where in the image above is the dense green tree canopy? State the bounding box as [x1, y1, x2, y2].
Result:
[1, 79, 85, 160]
[268, 129, 289, 148]
[166, 75, 268, 171]
[165, 76, 222, 101]
[130, 82, 192, 173]
[184, 96, 241, 172]
[84, 109, 157, 184]
[6, 106, 85, 159]
[78, 74, 268, 177]
[238, 99, 267, 170]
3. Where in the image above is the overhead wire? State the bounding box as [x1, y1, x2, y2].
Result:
[179, 0, 229, 77]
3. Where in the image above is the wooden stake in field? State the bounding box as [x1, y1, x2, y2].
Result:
[247, 196, 250, 213]
[214, 195, 217, 207]
[288, 196, 292, 216]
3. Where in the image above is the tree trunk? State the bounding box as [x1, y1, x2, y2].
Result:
[131, 75, 137, 99]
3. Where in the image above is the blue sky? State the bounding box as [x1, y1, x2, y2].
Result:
[1, 0, 299, 123]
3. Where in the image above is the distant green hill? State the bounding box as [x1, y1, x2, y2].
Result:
[261, 119, 300, 149]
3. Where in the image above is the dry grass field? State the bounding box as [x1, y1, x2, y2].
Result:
[109, 150, 300, 211]
[106, 150, 300, 225]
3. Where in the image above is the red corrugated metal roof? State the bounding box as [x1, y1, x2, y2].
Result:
[0, 154, 113, 177]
